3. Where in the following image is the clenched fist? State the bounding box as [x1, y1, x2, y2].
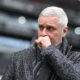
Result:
[35, 36, 51, 50]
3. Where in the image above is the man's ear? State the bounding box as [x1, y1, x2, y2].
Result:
[62, 26, 68, 37]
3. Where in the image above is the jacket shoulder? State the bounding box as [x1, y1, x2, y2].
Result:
[68, 50, 80, 63]
[12, 44, 36, 64]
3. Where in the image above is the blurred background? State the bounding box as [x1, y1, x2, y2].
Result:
[0, 0, 80, 79]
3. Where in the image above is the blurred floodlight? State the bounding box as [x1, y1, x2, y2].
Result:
[74, 27, 80, 35]
[0, 75, 2, 80]
[18, 16, 26, 24]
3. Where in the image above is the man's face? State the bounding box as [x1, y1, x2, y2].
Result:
[38, 16, 67, 46]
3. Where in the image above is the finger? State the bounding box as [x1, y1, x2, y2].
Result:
[35, 37, 41, 44]
[35, 39, 42, 47]
[35, 40, 38, 43]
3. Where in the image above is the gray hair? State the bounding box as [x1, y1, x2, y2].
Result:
[38, 6, 68, 28]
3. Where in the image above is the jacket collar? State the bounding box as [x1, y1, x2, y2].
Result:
[31, 36, 72, 55]
[59, 37, 72, 55]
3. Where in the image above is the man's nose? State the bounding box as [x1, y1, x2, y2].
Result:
[41, 28, 48, 36]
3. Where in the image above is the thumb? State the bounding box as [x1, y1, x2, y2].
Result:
[35, 40, 39, 44]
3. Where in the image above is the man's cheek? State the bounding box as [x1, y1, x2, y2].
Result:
[48, 37, 52, 44]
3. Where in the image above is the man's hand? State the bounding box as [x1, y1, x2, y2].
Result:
[35, 36, 51, 50]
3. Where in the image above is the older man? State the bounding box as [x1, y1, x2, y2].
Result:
[2, 6, 80, 80]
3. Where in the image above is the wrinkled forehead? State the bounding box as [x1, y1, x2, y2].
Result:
[38, 16, 59, 25]
[38, 16, 62, 29]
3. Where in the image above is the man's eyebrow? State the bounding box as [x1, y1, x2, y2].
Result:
[39, 24, 44, 27]
[47, 24, 56, 28]
[39, 24, 42, 25]
[39, 23, 43, 25]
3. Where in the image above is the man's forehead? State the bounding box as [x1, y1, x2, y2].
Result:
[39, 23, 54, 26]
[38, 16, 59, 26]
[39, 16, 59, 20]
[38, 16, 59, 23]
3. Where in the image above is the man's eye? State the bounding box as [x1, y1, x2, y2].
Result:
[47, 27, 56, 31]
[47, 27, 54, 31]
[39, 26, 44, 30]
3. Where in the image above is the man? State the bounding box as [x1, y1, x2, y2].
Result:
[2, 6, 80, 80]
